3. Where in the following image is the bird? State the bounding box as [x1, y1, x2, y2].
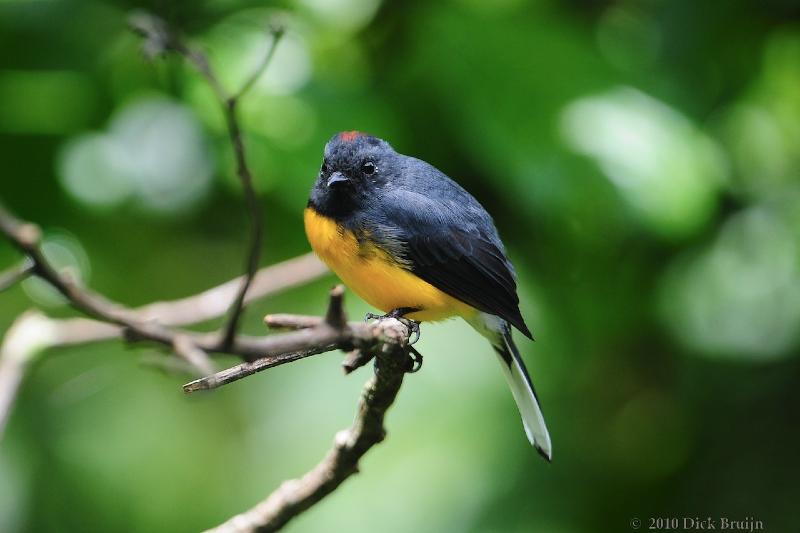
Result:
[304, 131, 552, 461]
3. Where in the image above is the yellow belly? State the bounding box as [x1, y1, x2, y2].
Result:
[304, 207, 475, 322]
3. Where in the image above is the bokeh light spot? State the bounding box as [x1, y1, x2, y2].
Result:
[58, 133, 133, 209]
[57, 97, 214, 214]
[561, 87, 727, 239]
[299, 0, 381, 32]
[660, 207, 800, 360]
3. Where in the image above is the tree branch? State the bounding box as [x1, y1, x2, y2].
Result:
[206, 318, 412, 533]
[263, 313, 322, 331]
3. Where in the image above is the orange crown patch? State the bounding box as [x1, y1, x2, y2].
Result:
[339, 131, 364, 142]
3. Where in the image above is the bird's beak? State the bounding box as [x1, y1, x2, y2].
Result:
[326, 172, 349, 188]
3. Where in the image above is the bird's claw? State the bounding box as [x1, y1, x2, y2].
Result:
[406, 346, 423, 373]
[401, 318, 421, 345]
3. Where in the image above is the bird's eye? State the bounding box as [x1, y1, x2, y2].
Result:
[320, 162, 328, 175]
[361, 161, 376, 176]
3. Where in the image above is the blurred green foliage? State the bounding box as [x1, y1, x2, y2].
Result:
[1, 0, 800, 532]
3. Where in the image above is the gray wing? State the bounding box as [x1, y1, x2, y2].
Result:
[368, 186, 532, 338]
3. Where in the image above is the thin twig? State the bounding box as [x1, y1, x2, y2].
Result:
[217, 24, 284, 350]
[232, 24, 285, 102]
[264, 314, 322, 331]
[219, 97, 264, 349]
[183, 345, 335, 393]
[129, 12, 285, 350]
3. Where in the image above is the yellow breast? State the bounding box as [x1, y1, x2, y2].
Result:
[304, 207, 475, 322]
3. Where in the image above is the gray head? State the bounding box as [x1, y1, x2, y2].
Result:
[308, 131, 399, 220]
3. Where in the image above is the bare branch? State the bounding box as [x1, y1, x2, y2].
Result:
[183, 330, 362, 391]
[183, 345, 334, 393]
[0, 259, 33, 292]
[219, 99, 264, 349]
[263, 314, 321, 331]
[206, 319, 412, 533]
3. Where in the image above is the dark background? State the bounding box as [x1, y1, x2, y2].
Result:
[1, 0, 799, 531]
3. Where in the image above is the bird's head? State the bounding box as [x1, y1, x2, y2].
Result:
[308, 131, 397, 219]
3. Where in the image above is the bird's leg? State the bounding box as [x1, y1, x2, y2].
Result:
[364, 307, 419, 321]
[364, 307, 421, 345]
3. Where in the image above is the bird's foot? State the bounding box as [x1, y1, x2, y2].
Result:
[364, 308, 421, 345]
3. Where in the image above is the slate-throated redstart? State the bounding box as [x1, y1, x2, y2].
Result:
[305, 131, 552, 461]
